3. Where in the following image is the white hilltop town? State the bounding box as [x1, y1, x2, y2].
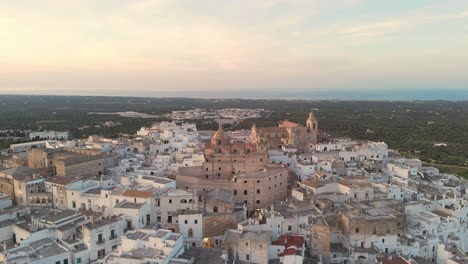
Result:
[0, 113, 467, 264]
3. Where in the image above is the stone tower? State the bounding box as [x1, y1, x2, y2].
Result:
[306, 112, 318, 134]
[305, 112, 319, 145]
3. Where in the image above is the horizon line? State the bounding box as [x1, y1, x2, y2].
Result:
[0, 93, 467, 102]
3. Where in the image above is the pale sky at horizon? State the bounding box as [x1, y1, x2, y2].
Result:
[1, 0, 468, 97]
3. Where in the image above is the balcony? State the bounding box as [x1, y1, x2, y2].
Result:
[96, 239, 105, 245]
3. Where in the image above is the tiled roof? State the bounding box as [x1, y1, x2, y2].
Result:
[273, 235, 304, 256]
[378, 256, 411, 264]
[122, 189, 152, 198]
[279, 120, 299, 128]
[272, 235, 304, 248]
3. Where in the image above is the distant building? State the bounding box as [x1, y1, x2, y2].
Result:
[29, 130, 69, 140]
[27, 147, 104, 177]
[250, 112, 321, 152]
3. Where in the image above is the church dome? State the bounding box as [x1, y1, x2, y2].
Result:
[212, 124, 225, 141]
[211, 124, 226, 145]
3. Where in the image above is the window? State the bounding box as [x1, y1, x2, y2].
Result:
[246, 254, 250, 261]
[257, 189, 260, 194]
[77, 258, 82, 264]
[213, 206, 218, 213]
[184, 220, 188, 224]
[194, 220, 198, 224]
[256, 200, 260, 204]
[56, 261, 60, 264]
[169, 199, 172, 204]
[288, 225, 292, 231]
[234, 190, 237, 195]
[72, 201, 76, 208]
[356, 228, 359, 233]
[97, 233, 103, 244]
[257, 180, 260, 183]
[98, 249, 106, 259]
[244, 190, 247, 195]
[188, 228, 193, 238]
[244, 180, 247, 184]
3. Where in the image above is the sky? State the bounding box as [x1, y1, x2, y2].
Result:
[1, 0, 468, 99]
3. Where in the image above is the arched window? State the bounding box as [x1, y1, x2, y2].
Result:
[213, 206, 218, 213]
[181, 199, 187, 204]
[188, 228, 193, 238]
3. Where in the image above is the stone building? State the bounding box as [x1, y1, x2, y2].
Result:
[45, 176, 75, 209]
[177, 188, 246, 248]
[223, 229, 272, 264]
[0, 166, 51, 206]
[177, 125, 289, 213]
[310, 216, 331, 260]
[27, 147, 104, 177]
[338, 202, 406, 253]
[250, 112, 322, 152]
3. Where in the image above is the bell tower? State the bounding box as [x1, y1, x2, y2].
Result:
[306, 112, 318, 133]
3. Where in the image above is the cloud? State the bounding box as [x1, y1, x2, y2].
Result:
[341, 20, 405, 39]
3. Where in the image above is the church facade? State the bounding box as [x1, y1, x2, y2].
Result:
[250, 112, 322, 151]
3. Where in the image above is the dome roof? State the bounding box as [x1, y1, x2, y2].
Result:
[212, 124, 225, 140]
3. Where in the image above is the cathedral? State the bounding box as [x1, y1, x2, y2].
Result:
[177, 124, 288, 213]
[250, 112, 321, 151]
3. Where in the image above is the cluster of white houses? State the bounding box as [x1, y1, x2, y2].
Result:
[0, 116, 467, 264]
